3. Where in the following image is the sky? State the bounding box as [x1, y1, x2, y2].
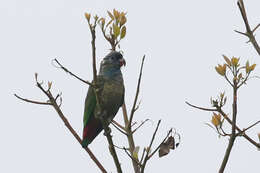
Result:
[1, 0, 260, 172]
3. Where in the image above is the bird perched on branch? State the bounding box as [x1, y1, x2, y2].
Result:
[82, 51, 126, 147]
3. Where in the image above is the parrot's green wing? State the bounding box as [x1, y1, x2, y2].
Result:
[83, 85, 96, 127]
[83, 76, 104, 127]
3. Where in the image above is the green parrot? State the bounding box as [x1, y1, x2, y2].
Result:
[82, 51, 126, 147]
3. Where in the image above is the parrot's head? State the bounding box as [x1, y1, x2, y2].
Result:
[101, 51, 126, 68]
[100, 51, 126, 78]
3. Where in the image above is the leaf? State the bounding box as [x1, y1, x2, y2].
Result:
[120, 26, 126, 39]
[231, 57, 240, 67]
[238, 73, 242, 79]
[145, 146, 151, 155]
[215, 64, 226, 76]
[165, 136, 175, 150]
[223, 55, 231, 66]
[258, 133, 260, 141]
[99, 18, 105, 29]
[211, 113, 221, 127]
[246, 61, 250, 73]
[94, 15, 99, 21]
[106, 19, 113, 28]
[113, 9, 120, 20]
[133, 146, 140, 160]
[159, 136, 176, 158]
[107, 10, 114, 20]
[159, 143, 170, 158]
[113, 23, 120, 38]
[250, 64, 256, 71]
[84, 13, 91, 22]
[48, 81, 52, 90]
[120, 13, 127, 27]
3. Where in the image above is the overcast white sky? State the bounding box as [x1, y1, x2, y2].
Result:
[1, 0, 260, 172]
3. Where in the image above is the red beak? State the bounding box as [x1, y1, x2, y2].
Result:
[120, 58, 126, 67]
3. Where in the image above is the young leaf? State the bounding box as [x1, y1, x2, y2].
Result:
[120, 14, 127, 27]
[113, 23, 120, 38]
[223, 55, 231, 66]
[133, 146, 140, 160]
[120, 26, 126, 39]
[231, 57, 240, 67]
[85, 13, 91, 22]
[215, 64, 226, 76]
[107, 10, 114, 20]
[246, 61, 250, 73]
[250, 64, 256, 71]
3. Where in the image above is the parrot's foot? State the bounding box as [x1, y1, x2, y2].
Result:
[103, 127, 111, 136]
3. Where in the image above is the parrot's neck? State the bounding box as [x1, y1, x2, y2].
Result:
[99, 67, 122, 80]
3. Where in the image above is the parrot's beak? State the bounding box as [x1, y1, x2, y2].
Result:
[120, 58, 126, 67]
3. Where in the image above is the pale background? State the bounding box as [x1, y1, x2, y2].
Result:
[1, 0, 260, 172]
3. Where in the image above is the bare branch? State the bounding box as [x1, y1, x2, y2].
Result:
[141, 120, 161, 173]
[123, 147, 142, 167]
[52, 59, 93, 86]
[111, 121, 128, 136]
[121, 102, 141, 173]
[14, 94, 52, 105]
[132, 119, 150, 134]
[129, 55, 145, 128]
[147, 128, 172, 160]
[236, 0, 260, 55]
[185, 101, 218, 112]
[236, 120, 260, 136]
[217, 108, 260, 148]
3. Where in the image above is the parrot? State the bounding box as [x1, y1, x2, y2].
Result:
[82, 51, 126, 148]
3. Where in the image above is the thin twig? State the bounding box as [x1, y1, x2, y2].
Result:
[53, 59, 93, 86]
[132, 119, 150, 134]
[121, 102, 141, 173]
[236, 120, 260, 136]
[185, 101, 218, 112]
[217, 108, 260, 148]
[14, 94, 52, 105]
[140, 120, 161, 173]
[128, 55, 145, 128]
[112, 120, 126, 131]
[111, 121, 128, 136]
[123, 147, 142, 167]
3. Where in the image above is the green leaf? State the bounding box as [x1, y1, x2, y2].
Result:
[107, 11, 114, 20]
[113, 23, 120, 38]
[120, 26, 126, 39]
[133, 146, 140, 160]
[222, 55, 231, 66]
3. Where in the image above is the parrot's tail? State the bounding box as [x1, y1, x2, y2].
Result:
[82, 118, 103, 148]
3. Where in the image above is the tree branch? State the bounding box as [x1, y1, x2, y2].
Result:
[141, 120, 161, 173]
[14, 94, 52, 105]
[236, 0, 260, 55]
[52, 59, 93, 86]
[128, 55, 145, 128]
[217, 108, 260, 148]
[219, 81, 238, 173]
[132, 119, 150, 134]
[185, 101, 218, 112]
[15, 77, 107, 173]
[147, 128, 172, 160]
